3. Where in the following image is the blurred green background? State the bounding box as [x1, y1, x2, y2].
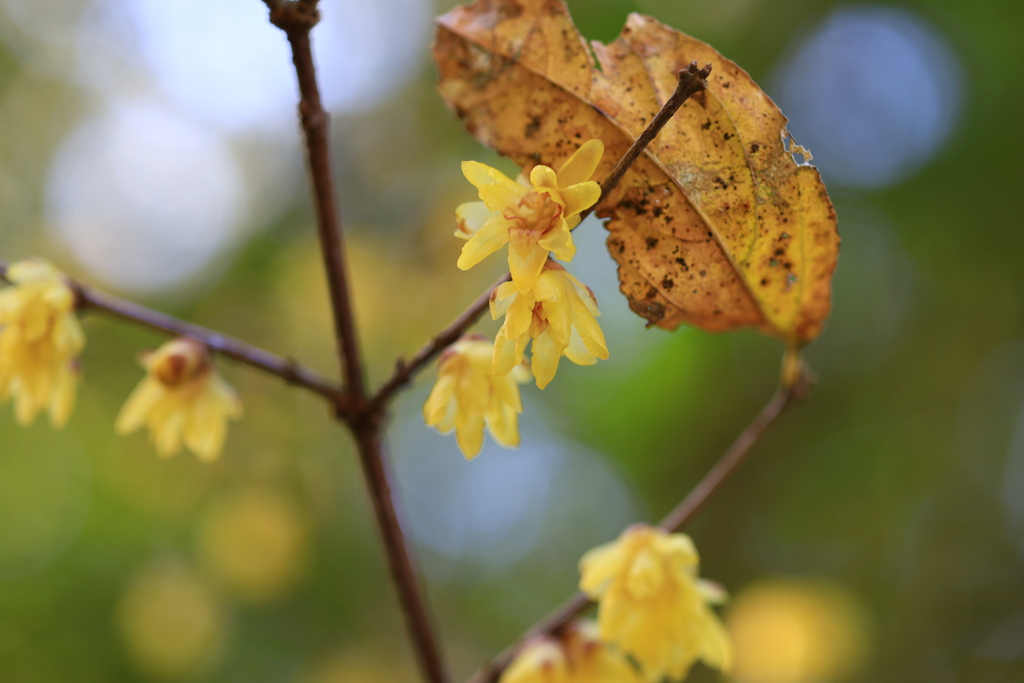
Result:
[1, 0, 1022, 681]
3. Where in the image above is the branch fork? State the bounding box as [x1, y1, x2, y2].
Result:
[0, 15, 809, 683]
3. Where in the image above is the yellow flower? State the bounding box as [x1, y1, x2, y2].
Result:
[500, 621, 641, 683]
[501, 638, 569, 683]
[579, 525, 731, 682]
[0, 258, 84, 427]
[490, 260, 608, 389]
[456, 139, 603, 293]
[423, 334, 529, 459]
[562, 620, 643, 683]
[116, 337, 242, 461]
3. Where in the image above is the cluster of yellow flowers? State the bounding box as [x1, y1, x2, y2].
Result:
[0, 258, 241, 460]
[503, 526, 731, 683]
[425, 140, 609, 458]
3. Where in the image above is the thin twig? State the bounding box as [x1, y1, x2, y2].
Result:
[367, 272, 510, 412]
[0, 260, 344, 404]
[371, 63, 711, 409]
[269, 0, 364, 405]
[465, 373, 810, 683]
[576, 60, 712, 225]
[265, 3, 450, 682]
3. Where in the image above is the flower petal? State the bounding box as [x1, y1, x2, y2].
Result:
[492, 331, 518, 377]
[564, 328, 597, 366]
[556, 139, 604, 187]
[462, 160, 520, 203]
[486, 402, 520, 448]
[457, 216, 511, 270]
[530, 332, 561, 389]
[454, 411, 485, 459]
[454, 201, 494, 240]
[115, 377, 164, 435]
[537, 224, 575, 262]
[560, 181, 601, 218]
[423, 374, 457, 427]
[508, 245, 549, 293]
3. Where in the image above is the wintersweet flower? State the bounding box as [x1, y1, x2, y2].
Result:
[501, 638, 568, 683]
[562, 620, 643, 683]
[500, 621, 641, 683]
[579, 525, 731, 682]
[455, 139, 603, 292]
[490, 260, 608, 389]
[116, 337, 242, 461]
[0, 258, 84, 427]
[423, 334, 529, 459]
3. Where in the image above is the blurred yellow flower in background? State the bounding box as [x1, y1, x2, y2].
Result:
[501, 620, 641, 683]
[115, 337, 242, 461]
[562, 619, 642, 683]
[0, 258, 84, 427]
[455, 139, 603, 292]
[726, 579, 869, 683]
[491, 260, 608, 389]
[579, 525, 731, 682]
[299, 648, 415, 683]
[500, 637, 568, 683]
[423, 334, 529, 459]
[116, 562, 224, 679]
[196, 488, 308, 604]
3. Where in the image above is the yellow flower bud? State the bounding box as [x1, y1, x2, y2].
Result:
[116, 337, 242, 461]
[0, 258, 84, 428]
[579, 525, 731, 682]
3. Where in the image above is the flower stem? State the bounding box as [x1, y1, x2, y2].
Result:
[265, 3, 450, 682]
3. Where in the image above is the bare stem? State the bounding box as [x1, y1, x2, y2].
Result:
[372, 62, 711, 408]
[352, 424, 449, 682]
[269, 0, 363, 405]
[368, 273, 510, 412]
[0, 260, 344, 404]
[577, 60, 712, 225]
[265, 3, 449, 682]
[465, 372, 810, 683]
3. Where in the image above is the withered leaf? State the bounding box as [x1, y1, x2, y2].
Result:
[434, 0, 839, 346]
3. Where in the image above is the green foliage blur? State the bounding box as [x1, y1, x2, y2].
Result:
[1, 0, 1022, 682]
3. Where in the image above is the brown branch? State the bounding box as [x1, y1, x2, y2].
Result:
[370, 62, 711, 410]
[576, 60, 712, 225]
[352, 426, 449, 679]
[465, 372, 810, 683]
[268, 0, 364, 405]
[0, 259, 344, 404]
[367, 272, 510, 412]
[265, 3, 450, 682]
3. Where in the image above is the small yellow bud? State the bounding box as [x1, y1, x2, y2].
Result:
[423, 334, 529, 459]
[579, 525, 731, 682]
[115, 337, 242, 461]
[0, 258, 85, 428]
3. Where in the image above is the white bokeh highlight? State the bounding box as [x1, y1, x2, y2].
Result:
[773, 6, 963, 188]
[124, 0, 431, 134]
[46, 101, 246, 293]
[393, 402, 638, 581]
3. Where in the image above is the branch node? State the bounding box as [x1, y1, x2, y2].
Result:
[267, 0, 320, 33]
